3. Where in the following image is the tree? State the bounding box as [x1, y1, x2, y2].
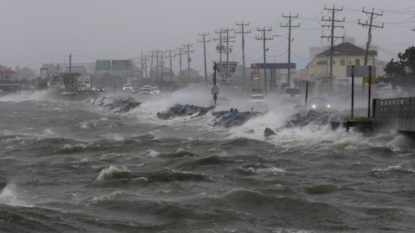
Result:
[379, 46, 415, 90]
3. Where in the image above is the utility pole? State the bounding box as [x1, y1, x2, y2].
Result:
[140, 51, 144, 80]
[176, 47, 186, 79]
[222, 28, 235, 87]
[159, 50, 164, 82]
[236, 21, 251, 90]
[256, 27, 273, 94]
[358, 8, 384, 66]
[165, 49, 175, 85]
[155, 50, 159, 82]
[69, 54, 72, 75]
[143, 54, 149, 79]
[214, 29, 224, 85]
[321, 5, 345, 90]
[150, 51, 154, 81]
[183, 43, 194, 82]
[69, 54, 72, 87]
[198, 33, 211, 86]
[281, 13, 300, 86]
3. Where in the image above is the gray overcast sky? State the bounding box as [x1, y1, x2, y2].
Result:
[1, 0, 415, 74]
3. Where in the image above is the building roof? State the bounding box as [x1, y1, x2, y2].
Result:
[0, 70, 15, 75]
[316, 42, 377, 57]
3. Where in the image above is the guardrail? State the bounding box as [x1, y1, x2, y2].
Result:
[373, 97, 415, 119]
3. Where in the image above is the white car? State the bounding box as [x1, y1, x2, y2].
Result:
[280, 87, 301, 104]
[138, 88, 152, 95]
[248, 94, 268, 110]
[150, 86, 160, 94]
[122, 84, 133, 92]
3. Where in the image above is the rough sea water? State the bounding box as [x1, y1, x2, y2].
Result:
[1, 88, 415, 233]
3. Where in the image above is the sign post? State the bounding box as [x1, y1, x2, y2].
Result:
[368, 65, 372, 118]
[351, 65, 355, 119]
[213, 63, 218, 106]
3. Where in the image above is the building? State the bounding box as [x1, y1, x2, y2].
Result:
[307, 42, 378, 93]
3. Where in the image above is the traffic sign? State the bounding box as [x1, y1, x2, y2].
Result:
[363, 77, 376, 84]
[211, 85, 219, 95]
[96, 60, 111, 71]
[112, 60, 131, 70]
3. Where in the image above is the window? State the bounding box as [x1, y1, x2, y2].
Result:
[341, 59, 346, 66]
[355, 59, 360, 66]
[316, 61, 327, 66]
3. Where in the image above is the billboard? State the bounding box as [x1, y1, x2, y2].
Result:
[252, 73, 260, 81]
[217, 62, 238, 77]
[40, 68, 48, 79]
[112, 60, 131, 70]
[96, 60, 111, 71]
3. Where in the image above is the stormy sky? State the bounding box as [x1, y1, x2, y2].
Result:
[1, 0, 414, 75]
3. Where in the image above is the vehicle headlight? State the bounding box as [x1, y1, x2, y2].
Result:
[312, 105, 316, 108]
[327, 105, 330, 108]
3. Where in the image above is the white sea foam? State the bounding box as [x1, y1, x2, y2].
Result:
[95, 165, 128, 182]
[89, 190, 125, 204]
[0, 183, 32, 207]
[257, 167, 285, 174]
[139, 149, 160, 158]
[0, 90, 53, 102]
[78, 120, 97, 129]
[373, 165, 415, 173]
[43, 128, 54, 135]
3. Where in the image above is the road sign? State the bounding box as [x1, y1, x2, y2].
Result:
[96, 60, 111, 71]
[211, 85, 219, 95]
[346, 66, 377, 77]
[363, 77, 376, 84]
[112, 60, 131, 70]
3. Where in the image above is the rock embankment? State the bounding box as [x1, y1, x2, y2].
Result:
[92, 97, 141, 113]
[156, 104, 264, 128]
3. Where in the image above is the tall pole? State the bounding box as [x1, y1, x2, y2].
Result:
[256, 27, 273, 95]
[183, 43, 194, 82]
[160, 51, 164, 81]
[358, 8, 384, 66]
[198, 33, 211, 86]
[150, 51, 154, 81]
[222, 28, 235, 87]
[165, 49, 174, 85]
[69, 54, 72, 87]
[140, 51, 144, 80]
[214, 29, 224, 85]
[351, 65, 355, 119]
[281, 13, 300, 86]
[155, 50, 159, 82]
[236, 21, 251, 90]
[176, 47, 185, 79]
[322, 5, 344, 90]
[368, 65, 372, 118]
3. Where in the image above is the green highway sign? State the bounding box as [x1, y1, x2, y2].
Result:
[96, 60, 111, 71]
[112, 60, 131, 70]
